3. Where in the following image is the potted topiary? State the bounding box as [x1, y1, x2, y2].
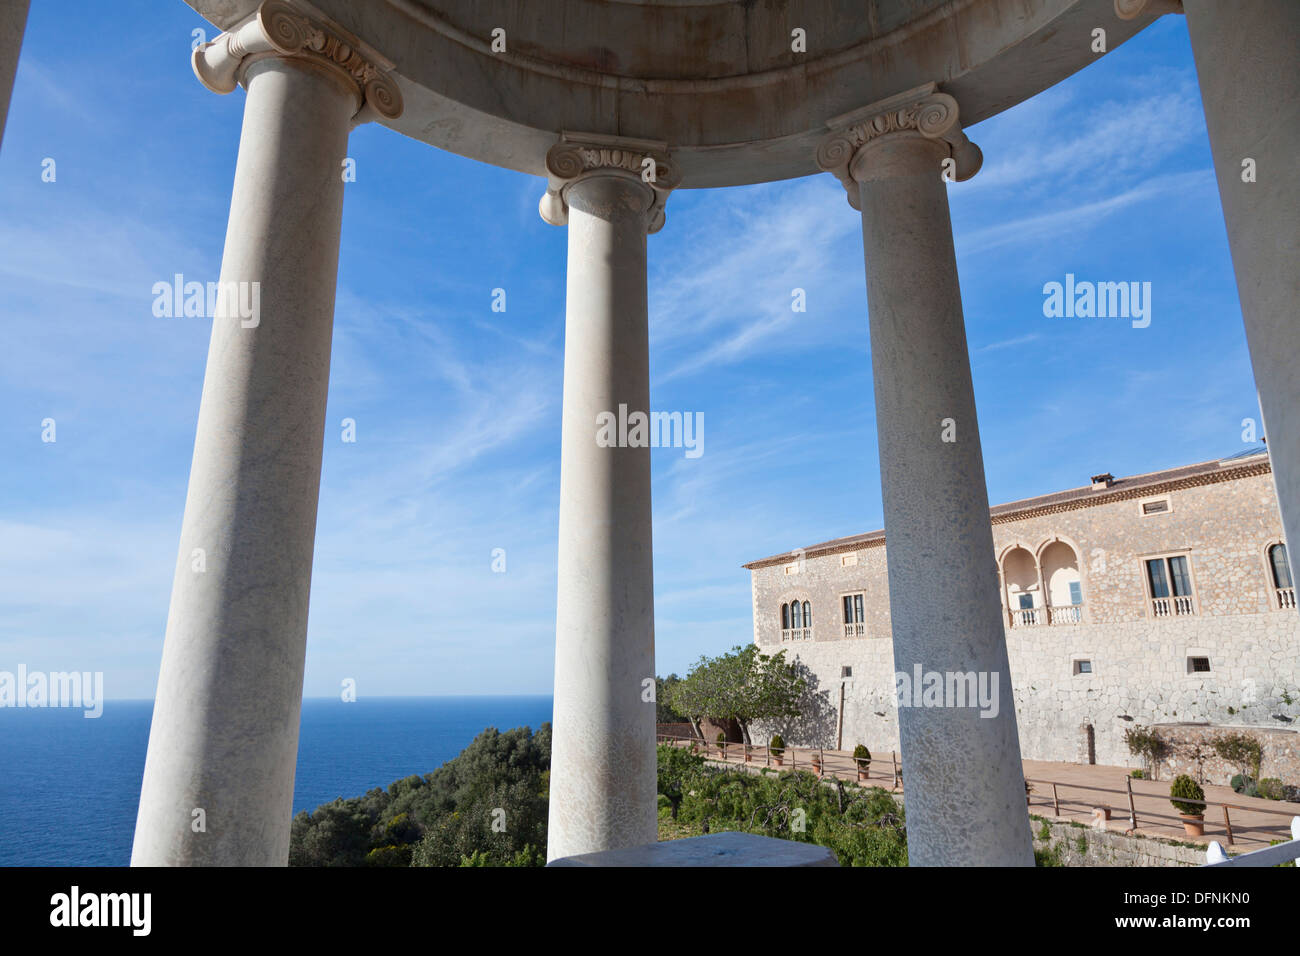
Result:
[716, 731, 726, 757]
[854, 744, 872, 782]
[811, 750, 822, 775]
[769, 734, 785, 767]
[1169, 774, 1206, 836]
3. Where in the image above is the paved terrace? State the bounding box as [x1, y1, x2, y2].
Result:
[660, 736, 1300, 856]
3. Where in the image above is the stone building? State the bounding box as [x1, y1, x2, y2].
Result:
[745, 449, 1300, 771]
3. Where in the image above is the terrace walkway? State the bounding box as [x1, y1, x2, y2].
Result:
[658, 735, 1300, 854]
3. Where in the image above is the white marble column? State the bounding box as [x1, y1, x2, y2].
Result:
[1178, 0, 1300, 559]
[539, 136, 676, 861]
[0, 0, 30, 150]
[132, 2, 401, 866]
[819, 85, 1034, 866]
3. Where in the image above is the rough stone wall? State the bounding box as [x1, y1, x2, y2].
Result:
[1030, 817, 1207, 867]
[748, 468, 1300, 774]
[1156, 724, 1300, 787]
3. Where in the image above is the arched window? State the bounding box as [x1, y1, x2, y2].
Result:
[1270, 544, 1292, 588]
[802, 601, 811, 628]
[1040, 539, 1083, 625]
[1269, 543, 1294, 609]
[791, 601, 803, 629]
[781, 603, 790, 630]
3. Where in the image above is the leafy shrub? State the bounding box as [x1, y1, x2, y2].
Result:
[657, 742, 707, 821]
[1213, 732, 1263, 783]
[1230, 773, 1254, 793]
[1130, 769, 1144, 779]
[1035, 843, 1064, 867]
[1124, 726, 1168, 780]
[1169, 774, 1206, 816]
[290, 724, 552, 868]
[673, 766, 907, 866]
[1257, 778, 1284, 800]
[853, 744, 871, 767]
[769, 734, 785, 757]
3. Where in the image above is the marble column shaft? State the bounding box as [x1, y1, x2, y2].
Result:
[0, 0, 30, 150]
[132, 49, 361, 865]
[544, 152, 667, 862]
[820, 88, 1034, 866]
[1183, 0, 1300, 559]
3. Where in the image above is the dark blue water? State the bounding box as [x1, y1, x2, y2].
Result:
[0, 696, 552, 866]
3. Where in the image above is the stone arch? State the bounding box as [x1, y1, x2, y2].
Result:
[1038, 536, 1084, 614]
[1262, 539, 1294, 609]
[1000, 544, 1040, 625]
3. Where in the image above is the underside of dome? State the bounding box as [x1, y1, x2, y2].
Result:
[186, 0, 1161, 187]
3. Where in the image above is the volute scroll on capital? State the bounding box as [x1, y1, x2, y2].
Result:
[816, 83, 982, 209]
[539, 133, 681, 234]
[1114, 0, 1184, 20]
[191, 0, 403, 124]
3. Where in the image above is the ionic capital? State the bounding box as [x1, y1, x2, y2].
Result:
[1114, 0, 1184, 19]
[192, 0, 403, 124]
[539, 133, 680, 234]
[816, 83, 982, 209]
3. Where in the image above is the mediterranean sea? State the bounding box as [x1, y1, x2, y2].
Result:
[0, 695, 553, 866]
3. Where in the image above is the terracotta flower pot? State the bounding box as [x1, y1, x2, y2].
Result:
[857, 769, 869, 782]
[1180, 813, 1205, 837]
[772, 755, 783, 767]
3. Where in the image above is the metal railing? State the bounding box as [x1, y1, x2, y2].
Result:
[1151, 595, 1196, 617]
[1206, 817, 1300, 866]
[656, 733, 1300, 851]
[1021, 772, 1300, 849]
[656, 733, 903, 789]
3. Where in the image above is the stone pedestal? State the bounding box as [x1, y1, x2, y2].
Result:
[548, 830, 840, 867]
[819, 86, 1034, 867]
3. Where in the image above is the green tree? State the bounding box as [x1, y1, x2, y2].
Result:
[655, 674, 690, 724]
[669, 645, 807, 745]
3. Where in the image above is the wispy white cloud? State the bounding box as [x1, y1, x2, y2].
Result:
[649, 178, 861, 383]
[958, 169, 1213, 253]
[975, 333, 1042, 353]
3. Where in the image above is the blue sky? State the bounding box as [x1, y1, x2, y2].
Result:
[0, 5, 1258, 699]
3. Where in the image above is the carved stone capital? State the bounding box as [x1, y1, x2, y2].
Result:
[539, 132, 680, 234]
[816, 83, 981, 209]
[192, 0, 403, 123]
[1114, 0, 1184, 20]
